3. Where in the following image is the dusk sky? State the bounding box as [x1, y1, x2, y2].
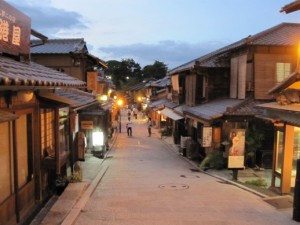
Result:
[6, 0, 300, 70]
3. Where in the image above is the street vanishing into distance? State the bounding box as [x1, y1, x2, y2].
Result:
[69, 110, 296, 225]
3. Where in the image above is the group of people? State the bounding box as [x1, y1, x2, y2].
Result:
[125, 115, 152, 137]
[127, 107, 138, 121]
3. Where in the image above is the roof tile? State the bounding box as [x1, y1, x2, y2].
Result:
[0, 56, 85, 87]
[31, 38, 87, 54]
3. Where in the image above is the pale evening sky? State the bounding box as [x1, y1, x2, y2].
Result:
[6, 0, 300, 70]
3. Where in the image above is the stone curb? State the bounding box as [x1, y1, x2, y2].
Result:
[61, 165, 109, 225]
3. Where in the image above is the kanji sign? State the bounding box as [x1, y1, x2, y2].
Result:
[0, 0, 31, 56]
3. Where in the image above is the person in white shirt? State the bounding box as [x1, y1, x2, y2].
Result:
[126, 119, 133, 136]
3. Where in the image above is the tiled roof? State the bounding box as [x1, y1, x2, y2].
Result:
[164, 100, 178, 109]
[146, 76, 171, 88]
[148, 97, 170, 110]
[31, 38, 87, 54]
[0, 56, 86, 87]
[127, 81, 148, 91]
[183, 98, 243, 121]
[168, 23, 300, 75]
[54, 88, 97, 109]
[224, 99, 270, 116]
[256, 101, 300, 126]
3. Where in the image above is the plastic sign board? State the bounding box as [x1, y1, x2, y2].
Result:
[0, 0, 31, 56]
[228, 129, 245, 169]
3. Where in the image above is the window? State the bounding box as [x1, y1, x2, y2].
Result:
[276, 63, 291, 83]
[41, 109, 55, 157]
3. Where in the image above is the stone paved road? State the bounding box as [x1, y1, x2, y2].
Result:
[74, 110, 297, 225]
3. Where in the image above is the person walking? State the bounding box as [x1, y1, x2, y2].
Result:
[147, 116, 152, 124]
[127, 109, 131, 121]
[133, 107, 138, 119]
[126, 119, 133, 136]
[147, 124, 152, 137]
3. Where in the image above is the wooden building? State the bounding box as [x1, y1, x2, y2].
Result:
[30, 38, 107, 83]
[258, 72, 300, 194]
[168, 23, 300, 169]
[0, 1, 106, 224]
[0, 56, 87, 224]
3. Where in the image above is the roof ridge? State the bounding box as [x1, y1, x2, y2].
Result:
[31, 38, 84, 43]
[168, 22, 300, 74]
[248, 22, 300, 42]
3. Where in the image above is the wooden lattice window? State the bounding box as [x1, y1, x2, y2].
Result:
[276, 62, 291, 83]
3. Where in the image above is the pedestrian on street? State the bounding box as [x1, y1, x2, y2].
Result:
[148, 124, 152, 137]
[127, 109, 131, 121]
[133, 107, 138, 119]
[147, 116, 152, 125]
[126, 119, 133, 136]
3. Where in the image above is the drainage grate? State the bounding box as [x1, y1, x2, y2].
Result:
[158, 183, 189, 190]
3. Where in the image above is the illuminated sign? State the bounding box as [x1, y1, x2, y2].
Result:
[81, 120, 93, 130]
[0, 0, 31, 56]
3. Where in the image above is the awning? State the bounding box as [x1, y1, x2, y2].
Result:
[0, 110, 19, 123]
[38, 92, 78, 105]
[161, 108, 184, 120]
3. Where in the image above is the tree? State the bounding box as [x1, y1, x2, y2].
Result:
[142, 60, 168, 80]
[105, 59, 168, 90]
[105, 59, 142, 90]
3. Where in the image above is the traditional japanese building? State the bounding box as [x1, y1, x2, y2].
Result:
[0, 1, 104, 224]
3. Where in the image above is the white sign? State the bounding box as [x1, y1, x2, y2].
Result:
[202, 126, 212, 147]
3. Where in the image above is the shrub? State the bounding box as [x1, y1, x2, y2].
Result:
[199, 149, 226, 170]
[245, 178, 267, 187]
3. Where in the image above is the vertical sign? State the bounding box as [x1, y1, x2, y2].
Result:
[228, 129, 245, 169]
[0, 0, 31, 55]
[77, 132, 86, 161]
[87, 71, 98, 93]
[202, 126, 212, 147]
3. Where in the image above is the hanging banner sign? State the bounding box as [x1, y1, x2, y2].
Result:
[0, 0, 31, 56]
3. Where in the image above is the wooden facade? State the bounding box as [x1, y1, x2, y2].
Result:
[0, 94, 38, 225]
[166, 23, 300, 180]
[30, 39, 107, 83]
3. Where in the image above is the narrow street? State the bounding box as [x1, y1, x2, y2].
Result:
[70, 110, 297, 225]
